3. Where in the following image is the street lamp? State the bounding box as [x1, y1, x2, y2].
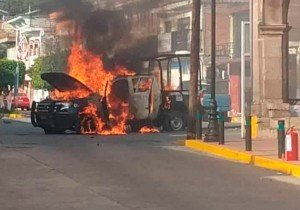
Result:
[204, 0, 218, 142]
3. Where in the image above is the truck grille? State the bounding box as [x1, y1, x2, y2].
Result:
[37, 102, 52, 112]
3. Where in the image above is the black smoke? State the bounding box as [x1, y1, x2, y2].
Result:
[82, 10, 130, 55]
[39, 0, 159, 72]
[39, 1, 130, 68]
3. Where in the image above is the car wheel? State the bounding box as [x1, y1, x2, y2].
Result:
[79, 115, 98, 134]
[128, 121, 141, 133]
[163, 111, 186, 132]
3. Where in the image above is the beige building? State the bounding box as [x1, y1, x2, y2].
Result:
[251, 0, 300, 137]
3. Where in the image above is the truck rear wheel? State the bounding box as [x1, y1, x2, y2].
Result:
[163, 111, 186, 132]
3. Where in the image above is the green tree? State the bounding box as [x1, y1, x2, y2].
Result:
[0, 59, 26, 93]
[29, 51, 68, 90]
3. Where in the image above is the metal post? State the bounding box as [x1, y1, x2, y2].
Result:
[218, 112, 225, 145]
[241, 21, 251, 138]
[245, 115, 252, 151]
[187, 0, 201, 139]
[241, 21, 246, 139]
[277, 120, 285, 159]
[196, 100, 203, 140]
[204, 0, 219, 142]
[14, 63, 19, 110]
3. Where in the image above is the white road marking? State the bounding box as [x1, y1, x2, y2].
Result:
[261, 175, 300, 186]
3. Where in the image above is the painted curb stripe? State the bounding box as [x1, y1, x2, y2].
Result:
[185, 140, 252, 164]
[3, 114, 25, 119]
[185, 140, 300, 178]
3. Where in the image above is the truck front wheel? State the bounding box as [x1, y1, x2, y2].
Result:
[163, 111, 186, 132]
[78, 115, 98, 134]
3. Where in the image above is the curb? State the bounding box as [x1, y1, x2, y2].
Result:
[3, 114, 26, 119]
[185, 140, 300, 178]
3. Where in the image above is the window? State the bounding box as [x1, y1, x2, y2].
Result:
[138, 78, 152, 92]
[165, 21, 172, 33]
[177, 17, 190, 31]
[132, 78, 152, 93]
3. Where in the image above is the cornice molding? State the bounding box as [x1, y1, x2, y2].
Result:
[259, 24, 291, 35]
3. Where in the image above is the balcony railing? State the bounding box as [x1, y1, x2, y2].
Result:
[216, 42, 234, 58]
[158, 30, 237, 58]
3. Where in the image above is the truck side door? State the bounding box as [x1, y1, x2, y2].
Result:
[128, 77, 152, 120]
[149, 77, 161, 120]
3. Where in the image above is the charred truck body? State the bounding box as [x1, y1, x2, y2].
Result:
[110, 54, 201, 132]
[31, 73, 107, 134]
[111, 75, 185, 132]
[123, 54, 231, 130]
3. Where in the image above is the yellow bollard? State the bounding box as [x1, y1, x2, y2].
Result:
[251, 116, 258, 139]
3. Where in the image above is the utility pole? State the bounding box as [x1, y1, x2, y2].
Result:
[205, 0, 219, 142]
[187, 0, 201, 139]
[27, 4, 31, 27]
[14, 63, 19, 110]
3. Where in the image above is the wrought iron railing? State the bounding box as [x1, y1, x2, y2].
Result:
[216, 42, 234, 57]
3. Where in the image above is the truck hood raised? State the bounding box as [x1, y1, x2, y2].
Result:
[41, 72, 93, 94]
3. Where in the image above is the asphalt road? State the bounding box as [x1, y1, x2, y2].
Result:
[1, 120, 300, 210]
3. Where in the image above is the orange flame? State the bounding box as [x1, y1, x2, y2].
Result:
[137, 78, 152, 92]
[50, 12, 136, 135]
[52, 89, 91, 100]
[65, 42, 135, 135]
[79, 103, 100, 134]
[139, 126, 160, 134]
[68, 43, 134, 95]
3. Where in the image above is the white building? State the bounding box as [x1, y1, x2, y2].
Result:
[1, 10, 56, 102]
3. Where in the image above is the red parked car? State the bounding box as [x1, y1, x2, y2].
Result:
[12, 93, 30, 110]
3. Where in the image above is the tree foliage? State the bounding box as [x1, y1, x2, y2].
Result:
[0, 59, 26, 92]
[29, 51, 69, 90]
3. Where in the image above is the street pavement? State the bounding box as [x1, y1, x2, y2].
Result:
[1, 119, 300, 210]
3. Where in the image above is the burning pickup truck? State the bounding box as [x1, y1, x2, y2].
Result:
[31, 72, 185, 134]
[31, 72, 109, 134]
[32, 53, 231, 135]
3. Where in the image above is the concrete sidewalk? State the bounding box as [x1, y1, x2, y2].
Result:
[185, 137, 300, 178]
[1, 110, 30, 123]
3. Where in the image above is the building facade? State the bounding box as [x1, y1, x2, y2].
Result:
[0, 10, 56, 102]
[157, 0, 249, 116]
[251, 0, 300, 137]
